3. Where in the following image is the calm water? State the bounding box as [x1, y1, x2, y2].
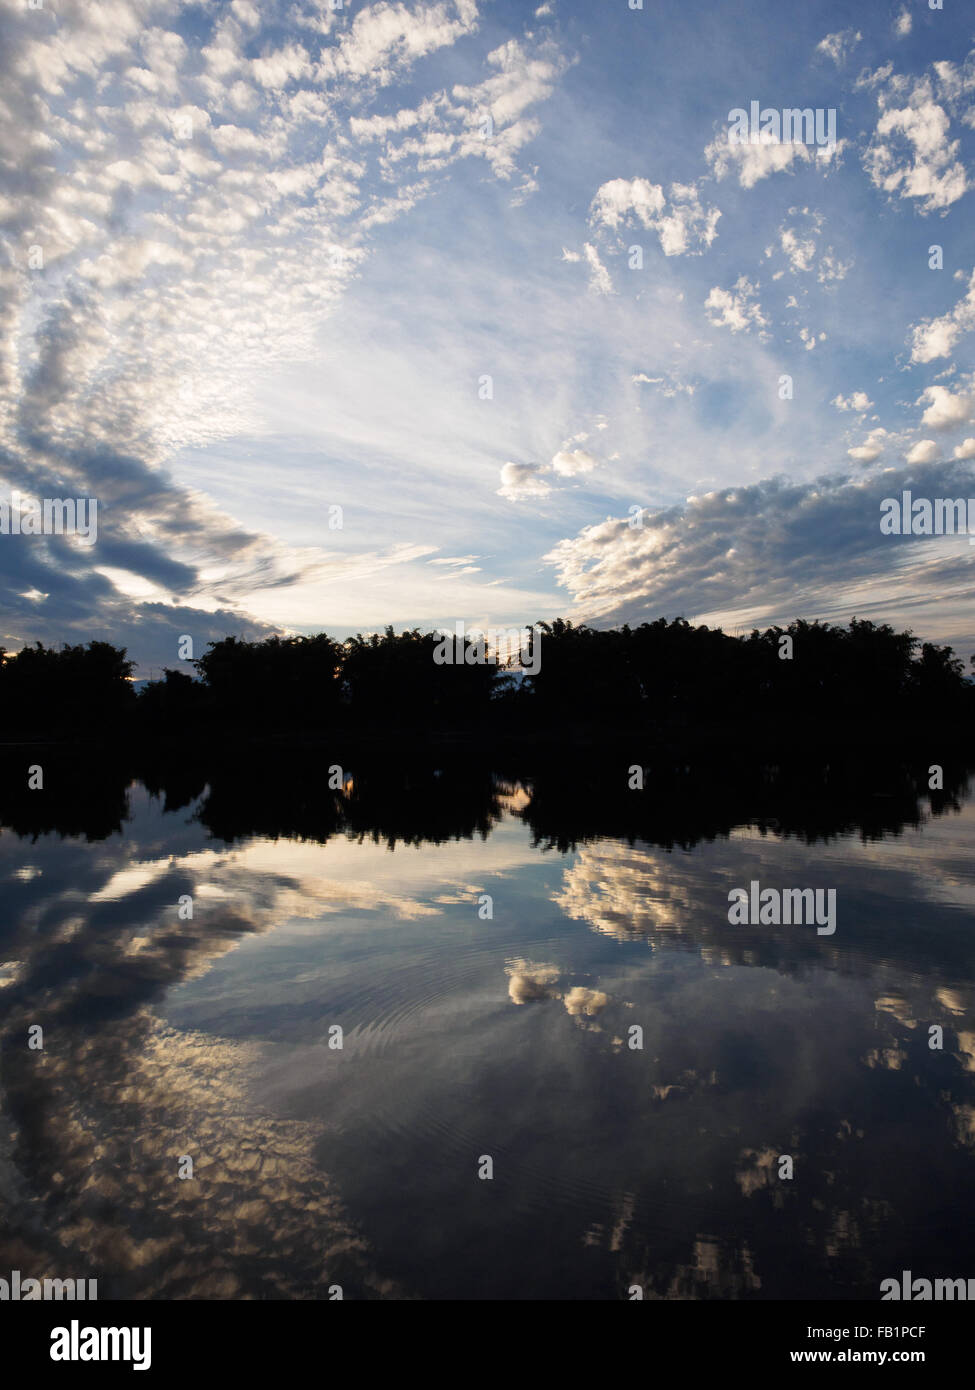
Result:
[1, 755, 974, 1299]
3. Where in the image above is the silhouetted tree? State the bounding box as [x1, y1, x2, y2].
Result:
[0, 640, 135, 738]
[341, 626, 495, 730]
[193, 633, 343, 729]
[2, 616, 972, 741]
[137, 668, 210, 733]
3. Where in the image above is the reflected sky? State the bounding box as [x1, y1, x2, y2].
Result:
[1, 769, 974, 1299]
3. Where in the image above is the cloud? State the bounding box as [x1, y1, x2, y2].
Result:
[542, 459, 975, 642]
[583, 241, 614, 294]
[632, 372, 695, 399]
[833, 392, 874, 413]
[847, 428, 887, 463]
[551, 448, 598, 477]
[498, 440, 601, 501]
[562, 985, 610, 1017]
[817, 252, 853, 284]
[503, 959, 610, 1020]
[862, 69, 968, 213]
[704, 277, 767, 335]
[906, 439, 940, 464]
[954, 438, 975, 460]
[357, 32, 568, 184]
[779, 221, 818, 274]
[317, 0, 480, 85]
[0, 0, 567, 667]
[894, 7, 913, 39]
[704, 131, 844, 189]
[769, 208, 853, 286]
[497, 461, 552, 501]
[919, 384, 973, 431]
[816, 29, 862, 66]
[910, 269, 975, 363]
[589, 177, 720, 257]
[505, 958, 561, 1004]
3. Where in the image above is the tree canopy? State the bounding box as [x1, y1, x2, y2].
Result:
[1, 617, 971, 740]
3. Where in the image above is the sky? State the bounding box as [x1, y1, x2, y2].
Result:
[2, 0, 975, 674]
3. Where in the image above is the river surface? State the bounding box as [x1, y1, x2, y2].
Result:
[1, 757, 973, 1299]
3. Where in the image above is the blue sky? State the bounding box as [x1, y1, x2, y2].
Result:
[2, 0, 975, 671]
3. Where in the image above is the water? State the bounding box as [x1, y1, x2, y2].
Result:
[1, 754, 973, 1299]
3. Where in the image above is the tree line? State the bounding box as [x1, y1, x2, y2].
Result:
[0, 616, 972, 740]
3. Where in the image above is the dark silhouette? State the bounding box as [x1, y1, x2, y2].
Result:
[0, 640, 135, 739]
[340, 626, 496, 730]
[194, 632, 343, 728]
[515, 616, 970, 729]
[0, 744, 969, 854]
[1, 616, 972, 743]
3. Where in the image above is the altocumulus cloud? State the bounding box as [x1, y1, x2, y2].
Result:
[544, 460, 975, 655]
[0, 0, 566, 670]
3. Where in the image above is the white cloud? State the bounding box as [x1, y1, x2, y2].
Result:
[583, 241, 614, 295]
[769, 209, 853, 288]
[862, 74, 967, 213]
[816, 29, 862, 66]
[316, 1, 480, 86]
[919, 384, 973, 431]
[551, 448, 598, 477]
[910, 269, 975, 363]
[498, 436, 603, 501]
[954, 438, 975, 460]
[848, 434, 885, 463]
[894, 7, 912, 38]
[778, 215, 819, 272]
[705, 132, 844, 189]
[589, 177, 720, 256]
[833, 391, 874, 413]
[632, 372, 695, 398]
[818, 252, 853, 284]
[906, 439, 940, 464]
[704, 277, 767, 335]
[349, 36, 568, 186]
[251, 42, 312, 90]
[497, 461, 552, 501]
